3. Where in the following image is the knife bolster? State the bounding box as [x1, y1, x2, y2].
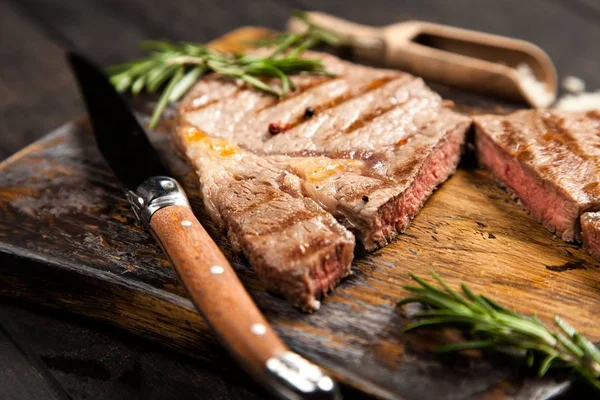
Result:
[264, 352, 340, 399]
[126, 176, 190, 226]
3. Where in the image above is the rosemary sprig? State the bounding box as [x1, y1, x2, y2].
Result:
[108, 11, 339, 128]
[400, 272, 600, 391]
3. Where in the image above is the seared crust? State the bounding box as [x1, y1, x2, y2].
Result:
[174, 50, 471, 309]
[474, 110, 600, 242]
[178, 52, 470, 249]
[173, 125, 354, 311]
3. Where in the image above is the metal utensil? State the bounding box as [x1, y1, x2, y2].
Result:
[288, 11, 557, 108]
[67, 52, 340, 400]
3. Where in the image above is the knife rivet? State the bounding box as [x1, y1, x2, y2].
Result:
[161, 180, 175, 189]
[251, 323, 266, 335]
[210, 265, 224, 275]
[181, 220, 192, 227]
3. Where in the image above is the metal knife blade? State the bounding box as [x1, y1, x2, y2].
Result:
[67, 52, 169, 192]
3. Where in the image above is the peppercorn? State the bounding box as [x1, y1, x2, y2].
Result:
[268, 123, 281, 135]
[362, 195, 369, 202]
[304, 107, 314, 119]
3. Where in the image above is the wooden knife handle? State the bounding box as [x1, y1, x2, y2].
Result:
[150, 205, 286, 371]
[149, 205, 339, 399]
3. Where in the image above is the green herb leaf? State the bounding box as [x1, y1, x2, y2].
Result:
[169, 66, 205, 102]
[107, 12, 342, 128]
[400, 272, 600, 391]
[539, 354, 557, 376]
[150, 66, 184, 129]
[131, 76, 146, 95]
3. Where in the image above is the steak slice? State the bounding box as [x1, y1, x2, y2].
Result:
[474, 110, 600, 242]
[179, 53, 470, 251]
[581, 212, 600, 259]
[266, 155, 402, 250]
[174, 125, 355, 311]
[174, 51, 471, 308]
[268, 108, 469, 250]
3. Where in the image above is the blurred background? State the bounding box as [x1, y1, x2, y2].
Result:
[1, 0, 599, 399]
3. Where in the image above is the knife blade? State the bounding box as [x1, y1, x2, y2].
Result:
[67, 52, 340, 400]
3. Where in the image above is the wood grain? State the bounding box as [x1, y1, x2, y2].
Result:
[150, 205, 287, 378]
[1, 24, 599, 400]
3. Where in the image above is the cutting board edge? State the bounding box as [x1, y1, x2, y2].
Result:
[0, 245, 404, 399]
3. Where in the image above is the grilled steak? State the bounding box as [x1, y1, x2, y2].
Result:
[174, 126, 355, 310]
[474, 110, 600, 243]
[266, 107, 468, 251]
[581, 212, 600, 258]
[174, 51, 470, 308]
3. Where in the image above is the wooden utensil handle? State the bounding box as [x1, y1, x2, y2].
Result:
[150, 205, 287, 374]
[291, 11, 556, 108]
[149, 205, 340, 400]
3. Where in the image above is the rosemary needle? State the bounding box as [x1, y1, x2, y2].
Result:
[108, 11, 340, 128]
[400, 272, 600, 391]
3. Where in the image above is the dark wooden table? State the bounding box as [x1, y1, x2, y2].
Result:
[2, 0, 600, 398]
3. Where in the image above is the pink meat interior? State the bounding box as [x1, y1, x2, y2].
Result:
[475, 131, 579, 241]
[365, 127, 465, 249]
[306, 243, 354, 310]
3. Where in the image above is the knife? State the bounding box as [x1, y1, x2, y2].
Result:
[67, 52, 340, 400]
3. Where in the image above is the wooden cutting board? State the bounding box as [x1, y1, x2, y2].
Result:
[1, 27, 599, 399]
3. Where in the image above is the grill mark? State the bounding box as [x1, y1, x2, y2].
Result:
[253, 76, 334, 114]
[587, 110, 600, 121]
[225, 180, 324, 236]
[328, 149, 375, 160]
[328, 80, 426, 141]
[248, 208, 323, 236]
[583, 182, 600, 197]
[362, 151, 389, 174]
[315, 75, 399, 113]
[391, 157, 422, 179]
[227, 190, 285, 217]
[500, 120, 520, 148]
[343, 100, 405, 134]
[586, 111, 600, 138]
[499, 119, 537, 163]
[271, 149, 375, 160]
[272, 75, 401, 133]
[540, 114, 585, 159]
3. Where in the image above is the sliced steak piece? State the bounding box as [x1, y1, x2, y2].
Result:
[268, 108, 469, 250]
[581, 212, 600, 259]
[474, 110, 600, 242]
[174, 125, 355, 311]
[267, 156, 403, 250]
[175, 50, 471, 308]
[179, 54, 470, 251]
